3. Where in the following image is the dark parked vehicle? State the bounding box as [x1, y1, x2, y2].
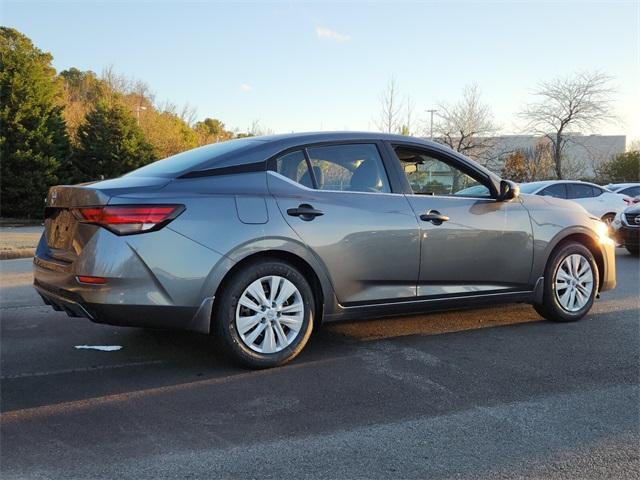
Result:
[611, 204, 640, 255]
[34, 133, 616, 368]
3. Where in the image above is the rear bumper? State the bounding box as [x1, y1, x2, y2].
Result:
[32, 226, 225, 334]
[34, 279, 95, 319]
[34, 277, 212, 333]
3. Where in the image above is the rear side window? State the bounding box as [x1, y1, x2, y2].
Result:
[306, 144, 391, 193]
[539, 184, 567, 199]
[276, 151, 313, 187]
[567, 183, 595, 199]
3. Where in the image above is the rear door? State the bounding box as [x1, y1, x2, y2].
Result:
[388, 143, 534, 297]
[566, 183, 603, 216]
[267, 142, 420, 305]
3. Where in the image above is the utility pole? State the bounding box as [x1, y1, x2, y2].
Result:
[426, 109, 437, 140]
[135, 105, 147, 125]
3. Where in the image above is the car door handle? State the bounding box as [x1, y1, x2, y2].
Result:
[420, 210, 449, 225]
[287, 204, 324, 221]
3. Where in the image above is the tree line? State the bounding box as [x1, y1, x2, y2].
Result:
[0, 27, 258, 218]
[1, 27, 638, 219]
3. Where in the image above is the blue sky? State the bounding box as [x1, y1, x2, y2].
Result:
[3, 1, 639, 142]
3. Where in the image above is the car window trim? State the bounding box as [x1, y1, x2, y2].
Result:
[301, 148, 318, 189]
[178, 160, 266, 179]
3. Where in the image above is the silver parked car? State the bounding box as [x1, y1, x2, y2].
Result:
[34, 133, 616, 368]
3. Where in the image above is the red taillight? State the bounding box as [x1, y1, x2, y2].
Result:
[77, 275, 107, 285]
[75, 205, 184, 235]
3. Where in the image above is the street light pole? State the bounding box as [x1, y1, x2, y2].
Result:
[135, 105, 147, 125]
[426, 109, 437, 140]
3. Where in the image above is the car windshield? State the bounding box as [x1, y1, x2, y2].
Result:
[125, 139, 259, 178]
[518, 183, 546, 194]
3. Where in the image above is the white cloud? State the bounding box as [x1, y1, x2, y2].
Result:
[240, 83, 252, 92]
[315, 26, 350, 42]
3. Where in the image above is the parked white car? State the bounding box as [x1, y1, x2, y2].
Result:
[604, 183, 640, 200]
[519, 180, 630, 223]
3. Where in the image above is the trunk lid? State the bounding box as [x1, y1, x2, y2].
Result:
[44, 176, 170, 262]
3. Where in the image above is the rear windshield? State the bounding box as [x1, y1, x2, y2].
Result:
[126, 139, 259, 178]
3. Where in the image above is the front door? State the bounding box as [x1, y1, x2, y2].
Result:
[391, 144, 534, 298]
[268, 143, 420, 305]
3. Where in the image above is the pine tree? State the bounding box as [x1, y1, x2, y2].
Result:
[73, 100, 156, 181]
[0, 27, 71, 218]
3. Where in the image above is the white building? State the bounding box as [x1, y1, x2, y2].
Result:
[427, 134, 626, 179]
[488, 134, 626, 178]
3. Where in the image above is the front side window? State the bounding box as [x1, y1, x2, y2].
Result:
[394, 147, 490, 197]
[306, 144, 391, 193]
[540, 184, 567, 199]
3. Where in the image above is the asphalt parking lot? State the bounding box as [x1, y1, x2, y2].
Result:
[1, 250, 639, 479]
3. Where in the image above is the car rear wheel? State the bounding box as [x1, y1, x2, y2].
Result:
[533, 242, 599, 322]
[214, 259, 315, 368]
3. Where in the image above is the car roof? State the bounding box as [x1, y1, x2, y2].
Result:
[521, 180, 604, 189]
[129, 131, 500, 180]
[186, 131, 498, 176]
[251, 131, 444, 149]
[606, 182, 640, 189]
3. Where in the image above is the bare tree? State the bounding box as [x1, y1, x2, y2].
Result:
[519, 71, 617, 179]
[101, 65, 131, 95]
[375, 78, 403, 134]
[434, 85, 498, 165]
[179, 102, 198, 127]
[399, 96, 415, 136]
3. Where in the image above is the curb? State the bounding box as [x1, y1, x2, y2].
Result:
[0, 249, 36, 260]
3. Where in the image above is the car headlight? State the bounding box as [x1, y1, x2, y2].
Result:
[595, 221, 615, 246]
[613, 211, 622, 224]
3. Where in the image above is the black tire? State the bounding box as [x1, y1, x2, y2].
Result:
[601, 212, 615, 225]
[213, 259, 315, 369]
[533, 241, 599, 322]
[626, 245, 639, 256]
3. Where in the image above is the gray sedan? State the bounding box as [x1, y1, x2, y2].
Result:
[34, 132, 616, 368]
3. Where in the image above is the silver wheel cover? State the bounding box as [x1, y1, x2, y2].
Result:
[554, 254, 594, 312]
[235, 275, 304, 354]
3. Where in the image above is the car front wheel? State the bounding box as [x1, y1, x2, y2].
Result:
[214, 259, 315, 368]
[533, 242, 599, 322]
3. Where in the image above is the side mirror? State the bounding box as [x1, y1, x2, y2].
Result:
[498, 180, 520, 201]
